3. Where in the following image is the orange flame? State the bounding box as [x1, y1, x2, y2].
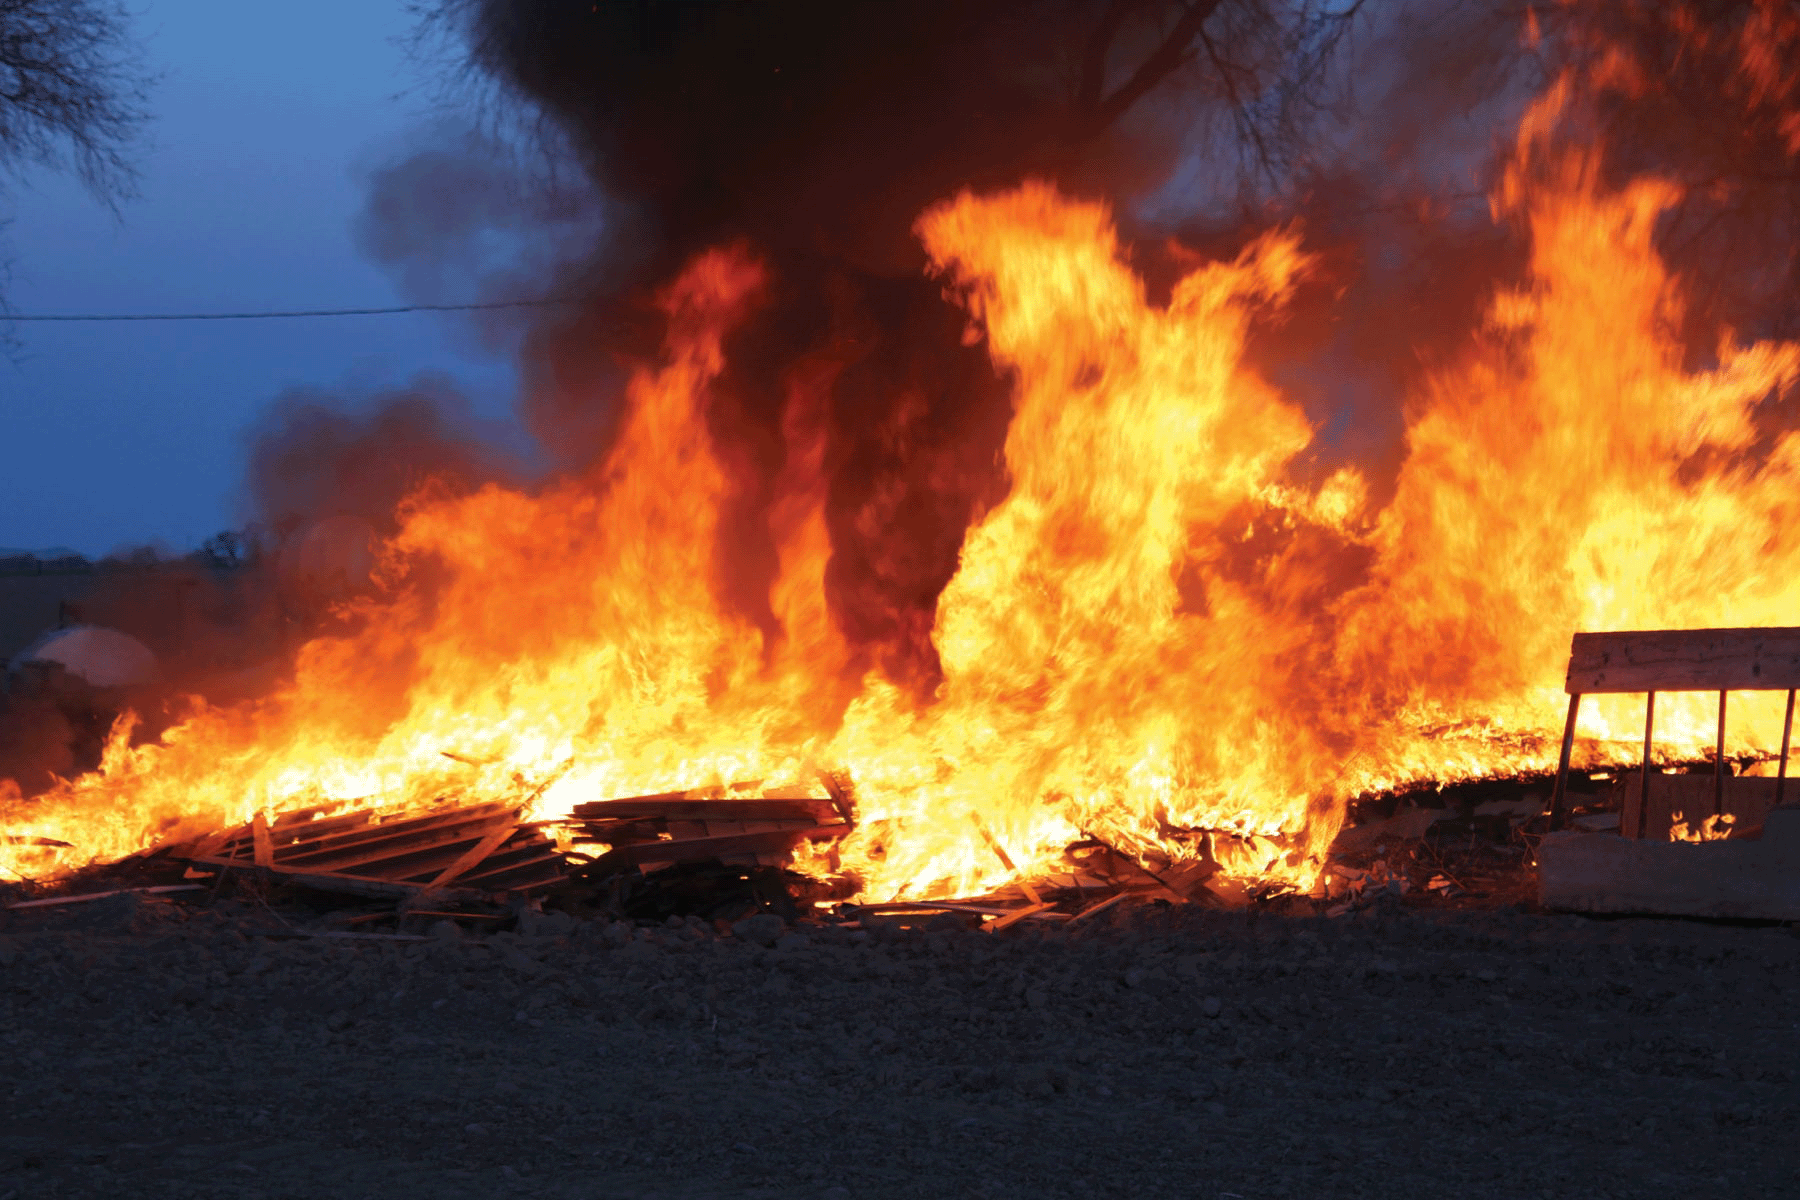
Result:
[7, 69, 1800, 899]
[1670, 811, 1736, 843]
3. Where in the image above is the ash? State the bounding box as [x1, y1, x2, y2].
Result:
[1, 894, 1795, 1199]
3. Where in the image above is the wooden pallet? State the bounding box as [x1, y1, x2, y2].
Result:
[566, 788, 852, 875]
[184, 799, 567, 898]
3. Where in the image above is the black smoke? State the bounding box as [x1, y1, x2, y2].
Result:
[407, 0, 1273, 689]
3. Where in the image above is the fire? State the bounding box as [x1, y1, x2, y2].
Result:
[1670, 811, 1736, 843]
[7, 60, 1800, 898]
[1332, 75, 1800, 794]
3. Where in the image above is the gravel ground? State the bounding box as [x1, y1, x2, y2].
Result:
[1, 892, 1796, 1200]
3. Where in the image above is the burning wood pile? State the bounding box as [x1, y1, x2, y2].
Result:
[5, 766, 1555, 932]
[11, 627, 1800, 929]
[9, 5, 1800, 926]
[176, 800, 566, 899]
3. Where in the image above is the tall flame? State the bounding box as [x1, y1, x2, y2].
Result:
[6, 74, 1800, 898]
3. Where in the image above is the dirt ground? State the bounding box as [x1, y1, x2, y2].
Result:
[1, 893, 1795, 1200]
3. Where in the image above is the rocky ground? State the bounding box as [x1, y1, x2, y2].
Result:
[1, 888, 1796, 1200]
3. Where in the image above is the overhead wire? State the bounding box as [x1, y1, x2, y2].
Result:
[1, 297, 581, 322]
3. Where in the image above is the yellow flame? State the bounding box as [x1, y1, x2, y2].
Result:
[7, 67, 1800, 902]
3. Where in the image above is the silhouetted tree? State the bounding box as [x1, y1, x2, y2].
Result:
[0, 0, 154, 316]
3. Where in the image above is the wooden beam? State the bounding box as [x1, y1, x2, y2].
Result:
[276, 812, 520, 873]
[570, 798, 838, 823]
[5, 884, 204, 910]
[1566, 628, 1800, 693]
[816, 767, 857, 829]
[593, 822, 848, 869]
[855, 900, 1020, 917]
[421, 821, 518, 892]
[970, 811, 1043, 906]
[1068, 891, 1131, 924]
[1778, 689, 1795, 809]
[1715, 690, 1729, 817]
[450, 846, 567, 887]
[1547, 693, 1582, 831]
[208, 801, 511, 863]
[984, 902, 1053, 933]
[1638, 691, 1656, 841]
[252, 812, 273, 869]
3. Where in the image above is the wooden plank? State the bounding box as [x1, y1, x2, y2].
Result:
[970, 811, 1043, 905]
[387, 832, 559, 883]
[567, 817, 666, 844]
[210, 802, 509, 863]
[1565, 628, 1800, 693]
[855, 900, 1022, 917]
[457, 853, 569, 891]
[983, 902, 1053, 932]
[1637, 692, 1656, 841]
[572, 789, 688, 811]
[817, 768, 857, 829]
[272, 802, 344, 828]
[279, 801, 512, 848]
[447, 838, 562, 880]
[252, 812, 273, 869]
[403, 910, 504, 920]
[190, 857, 481, 901]
[570, 798, 838, 822]
[260, 805, 376, 841]
[1547, 693, 1582, 830]
[187, 803, 559, 895]
[420, 821, 519, 892]
[1068, 891, 1131, 923]
[1715, 691, 1729, 816]
[5, 884, 205, 910]
[275, 812, 518, 873]
[1779, 689, 1796, 808]
[252, 930, 431, 943]
[1078, 828, 1187, 903]
[603, 822, 848, 867]
[183, 827, 236, 860]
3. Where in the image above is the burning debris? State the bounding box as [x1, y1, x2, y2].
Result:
[9, 5, 1800, 921]
[177, 799, 567, 900]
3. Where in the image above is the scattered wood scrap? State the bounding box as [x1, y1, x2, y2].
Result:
[176, 799, 567, 900]
[564, 786, 852, 877]
[4, 884, 205, 910]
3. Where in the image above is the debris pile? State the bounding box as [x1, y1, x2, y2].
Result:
[177, 799, 566, 900]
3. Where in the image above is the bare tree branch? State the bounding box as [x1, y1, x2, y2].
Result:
[0, 0, 154, 209]
[1089, 0, 1230, 131]
[1077, 0, 1147, 116]
[1197, 24, 1279, 187]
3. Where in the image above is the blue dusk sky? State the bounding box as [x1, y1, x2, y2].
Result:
[1, 1, 520, 557]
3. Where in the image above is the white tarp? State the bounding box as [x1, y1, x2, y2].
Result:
[9, 625, 158, 689]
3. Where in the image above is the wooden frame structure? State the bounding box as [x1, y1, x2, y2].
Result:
[1549, 628, 1800, 833]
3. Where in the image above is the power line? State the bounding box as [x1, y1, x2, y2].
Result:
[1, 297, 580, 322]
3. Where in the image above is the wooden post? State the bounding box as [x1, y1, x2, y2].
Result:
[1778, 689, 1796, 809]
[252, 811, 273, 869]
[1639, 691, 1656, 840]
[1714, 690, 1728, 817]
[1547, 693, 1581, 831]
